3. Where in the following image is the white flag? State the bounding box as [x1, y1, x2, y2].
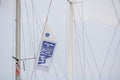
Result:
[37, 25, 56, 71]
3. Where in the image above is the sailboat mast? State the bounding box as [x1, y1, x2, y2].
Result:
[15, 0, 21, 80]
[68, 0, 73, 80]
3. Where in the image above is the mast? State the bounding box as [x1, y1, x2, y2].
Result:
[68, 0, 73, 80]
[15, 0, 21, 80]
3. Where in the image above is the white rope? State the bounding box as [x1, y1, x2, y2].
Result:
[29, 0, 53, 80]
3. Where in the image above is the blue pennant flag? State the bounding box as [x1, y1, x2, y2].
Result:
[36, 25, 57, 71]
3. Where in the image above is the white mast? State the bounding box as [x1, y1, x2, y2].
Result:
[68, 0, 73, 80]
[15, 0, 21, 80]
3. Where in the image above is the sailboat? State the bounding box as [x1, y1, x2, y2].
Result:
[11, 0, 120, 80]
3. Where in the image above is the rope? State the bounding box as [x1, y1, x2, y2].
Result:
[98, 0, 120, 79]
[74, 22, 84, 80]
[81, 2, 86, 80]
[30, 0, 40, 60]
[73, 5, 95, 80]
[12, 7, 15, 80]
[74, 22, 95, 80]
[34, 0, 44, 28]
[85, 54, 94, 80]
[72, 2, 89, 80]
[24, 0, 35, 64]
[22, 1, 35, 79]
[97, 27, 117, 80]
[111, 0, 120, 25]
[65, 3, 68, 80]
[29, 1, 38, 80]
[24, 0, 33, 39]
[85, 31, 102, 79]
[73, 4, 83, 80]
[30, 0, 43, 32]
[30, 0, 53, 80]
[74, 35, 79, 80]
[74, 3, 118, 80]
[21, 25, 29, 80]
[21, 3, 30, 79]
[73, 8, 84, 80]
[73, 8, 80, 80]
[107, 38, 120, 80]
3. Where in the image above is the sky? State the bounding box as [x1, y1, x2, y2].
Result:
[0, 0, 120, 80]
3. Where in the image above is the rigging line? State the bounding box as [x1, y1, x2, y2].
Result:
[12, 11, 15, 80]
[98, 0, 120, 79]
[33, 14, 36, 80]
[31, 0, 35, 61]
[30, 0, 42, 32]
[78, 4, 102, 76]
[32, 15, 36, 80]
[111, 0, 120, 25]
[76, 3, 119, 80]
[42, 0, 53, 34]
[107, 38, 120, 80]
[73, 8, 83, 80]
[74, 21, 84, 80]
[74, 25, 88, 80]
[31, 0, 36, 60]
[21, 20, 29, 80]
[30, 0, 53, 79]
[24, 1, 36, 79]
[74, 34, 79, 80]
[85, 52, 94, 80]
[31, 24, 36, 80]
[75, 1, 119, 79]
[75, 23, 95, 80]
[22, 0, 29, 80]
[81, 2, 86, 80]
[72, 4, 85, 80]
[26, 0, 41, 60]
[75, 31, 95, 80]
[97, 25, 119, 80]
[75, 5, 104, 80]
[34, 65, 36, 80]
[72, 4, 95, 79]
[24, 0, 33, 38]
[34, 0, 44, 27]
[74, 3, 102, 79]
[75, 5, 94, 80]
[73, 11, 94, 80]
[85, 30, 102, 80]
[24, 0, 34, 59]
[73, 6, 95, 79]
[52, 51, 68, 78]
[73, 20, 79, 80]
[31, 0, 42, 32]
[65, 3, 68, 80]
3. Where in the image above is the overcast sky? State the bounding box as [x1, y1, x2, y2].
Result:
[0, 0, 120, 80]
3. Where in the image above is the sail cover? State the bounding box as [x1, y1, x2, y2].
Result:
[37, 25, 56, 71]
